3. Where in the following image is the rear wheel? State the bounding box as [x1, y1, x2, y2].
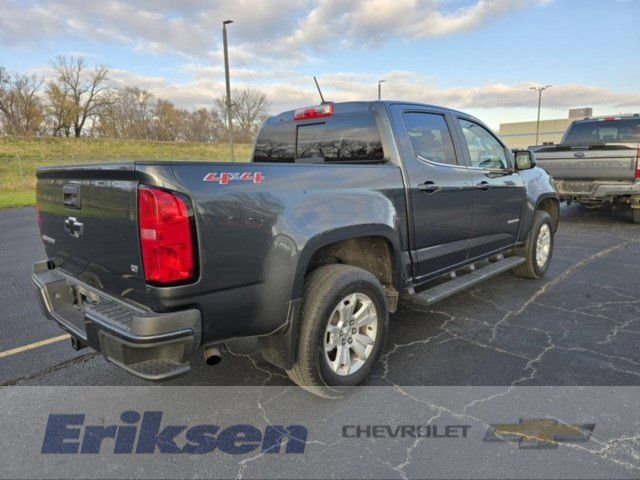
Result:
[632, 208, 640, 225]
[287, 265, 388, 398]
[513, 210, 554, 279]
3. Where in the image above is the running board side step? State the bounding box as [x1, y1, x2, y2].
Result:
[407, 256, 526, 306]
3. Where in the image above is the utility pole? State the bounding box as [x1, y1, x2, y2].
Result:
[223, 20, 235, 161]
[530, 85, 552, 145]
[378, 80, 385, 100]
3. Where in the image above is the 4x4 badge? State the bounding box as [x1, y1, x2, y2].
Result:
[64, 217, 84, 238]
[203, 172, 264, 185]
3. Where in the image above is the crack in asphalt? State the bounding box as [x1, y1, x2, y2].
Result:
[489, 239, 635, 342]
[0, 352, 98, 387]
[374, 238, 640, 392]
[384, 385, 640, 477]
[364, 374, 640, 476]
[3, 246, 638, 478]
[370, 240, 640, 477]
[5, 210, 639, 393]
[224, 346, 331, 480]
[3, 207, 640, 477]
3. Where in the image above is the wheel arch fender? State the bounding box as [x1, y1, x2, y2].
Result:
[258, 224, 404, 371]
[291, 224, 405, 300]
[517, 167, 560, 243]
[519, 193, 559, 243]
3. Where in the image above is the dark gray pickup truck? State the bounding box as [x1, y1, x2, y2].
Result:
[32, 101, 558, 397]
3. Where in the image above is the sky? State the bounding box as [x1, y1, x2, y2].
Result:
[1, 0, 639, 129]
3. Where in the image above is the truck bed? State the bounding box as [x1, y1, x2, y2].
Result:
[35, 160, 406, 343]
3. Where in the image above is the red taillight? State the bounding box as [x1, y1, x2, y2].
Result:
[138, 186, 196, 286]
[294, 103, 334, 121]
[636, 150, 640, 179]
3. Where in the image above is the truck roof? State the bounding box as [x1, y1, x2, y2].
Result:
[266, 100, 474, 124]
[573, 113, 640, 123]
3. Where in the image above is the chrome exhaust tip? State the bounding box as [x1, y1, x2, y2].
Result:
[203, 345, 222, 366]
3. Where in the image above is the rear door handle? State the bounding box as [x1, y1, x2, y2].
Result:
[418, 181, 440, 194]
[475, 181, 491, 191]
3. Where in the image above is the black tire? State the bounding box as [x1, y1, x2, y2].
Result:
[286, 264, 389, 398]
[632, 208, 640, 225]
[513, 210, 554, 279]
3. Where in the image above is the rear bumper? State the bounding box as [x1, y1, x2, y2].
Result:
[555, 180, 640, 202]
[32, 260, 201, 381]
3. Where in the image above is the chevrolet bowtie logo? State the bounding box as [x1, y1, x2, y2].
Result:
[484, 419, 595, 449]
[64, 216, 84, 238]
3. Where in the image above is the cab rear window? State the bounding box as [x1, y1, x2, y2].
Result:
[564, 118, 640, 144]
[253, 113, 384, 164]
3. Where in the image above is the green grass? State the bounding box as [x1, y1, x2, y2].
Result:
[0, 136, 252, 208]
[0, 189, 35, 209]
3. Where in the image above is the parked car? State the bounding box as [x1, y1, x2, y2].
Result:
[32, 101, 559, 397]
[533, 115, 640, 223]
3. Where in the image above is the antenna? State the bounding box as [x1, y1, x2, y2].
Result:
[313, 76, 326, 104]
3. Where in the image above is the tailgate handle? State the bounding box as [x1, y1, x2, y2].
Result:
[63, 184, 81, 209]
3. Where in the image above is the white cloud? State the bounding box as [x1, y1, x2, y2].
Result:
[1, 0, 548, 65]
[7, 0, 637, 127]
[105, 66, 640, 120]
[282, 0, 543, 49]
[0, 3, 65, 46]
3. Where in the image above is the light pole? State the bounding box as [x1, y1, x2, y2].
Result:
[530, 85, 552, 146]
[378, 80, 385, 100]
[223, 20, 235, 161]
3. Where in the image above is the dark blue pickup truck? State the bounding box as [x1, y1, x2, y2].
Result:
[32, 101, 558, 397]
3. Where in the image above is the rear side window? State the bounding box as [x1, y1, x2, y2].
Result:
[564, 118, 640, 144]
[253, 122, 295, 162]
[403, 112, 457, 165]
[296, 114, 383, 163]
[253, 113, 384, 164]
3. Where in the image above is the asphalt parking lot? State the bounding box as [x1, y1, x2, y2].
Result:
[2, 205, 640, 478]
[2, 204, 639, 388]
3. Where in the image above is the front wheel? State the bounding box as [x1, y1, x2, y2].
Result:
[287, 265, 389, 398]
[513, 210, 555, 279]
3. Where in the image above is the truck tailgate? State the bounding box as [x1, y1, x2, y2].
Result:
[36, 164, 149, 307]
[535, 145, 638, 180]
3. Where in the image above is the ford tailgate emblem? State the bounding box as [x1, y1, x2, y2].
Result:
[574, 152, 586, 158]
[64, 217, 84, 238]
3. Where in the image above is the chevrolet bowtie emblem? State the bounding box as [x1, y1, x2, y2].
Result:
[64, 216, 84, 238]
[484, 418, 595, 449]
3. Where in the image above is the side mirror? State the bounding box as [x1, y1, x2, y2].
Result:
[514, 150, 536, 170]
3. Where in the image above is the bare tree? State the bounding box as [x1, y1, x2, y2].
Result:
[0, 67, 43, 136]
[216, 88, 269, 143]
[152, 99, 186, 141]
[182, 108, 224, 143]
[233, 89, 269, 142]
[50, 55, 111, 137]
[183, 108, 208, 142]
[1, 59, 271, 143]
[44, 82, 75, 136]
[94, 92, 228, 143]
[95, 87, 154, 139]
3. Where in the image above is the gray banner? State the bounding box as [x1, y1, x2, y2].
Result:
[0, 386, 639, 479]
